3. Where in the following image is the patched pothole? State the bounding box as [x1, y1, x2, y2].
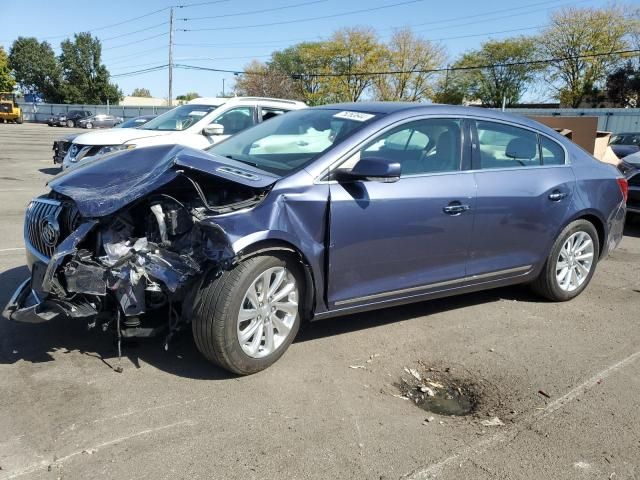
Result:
[395, 364, 485, 416]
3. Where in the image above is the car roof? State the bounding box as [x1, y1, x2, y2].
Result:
[310, 102, 556, 132]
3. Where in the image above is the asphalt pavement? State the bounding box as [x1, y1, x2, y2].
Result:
[1, 123, 639, 480]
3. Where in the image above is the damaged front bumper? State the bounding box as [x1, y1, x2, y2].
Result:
[3, 221, 101, 323]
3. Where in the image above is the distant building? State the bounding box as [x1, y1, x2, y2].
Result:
[120, 96, 180, 107]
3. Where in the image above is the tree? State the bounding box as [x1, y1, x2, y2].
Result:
[8, 37, 61, 101]
[270, 42, 334, 105]
[453, 37, 540, 107]
[58, 32, 121, 104]
[606, 61, 640, 107]
[374, 29, 446, 102]
[131, 87, 151, 97]
[324, 27, 385, 102]
[233, 61, 299, 99]
[0, 47, 14, 92]
[430, 67, 467, 105]
[176, 91, 200, 101]
[538, 6, 632, 107]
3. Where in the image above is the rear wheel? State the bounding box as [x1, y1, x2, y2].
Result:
[85, 122, 93, 129]
[532, 219, 599, 301]
[66, 119, 74, 128]
[16, 115, 23, 124]
[193, 255, 302, 375]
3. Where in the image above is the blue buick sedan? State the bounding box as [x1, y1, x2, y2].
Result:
[4, 103, 628, 374]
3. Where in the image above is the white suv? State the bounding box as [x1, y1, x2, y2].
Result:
[62, 97, 306, 169]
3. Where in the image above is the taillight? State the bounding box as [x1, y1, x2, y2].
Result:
[617, 178, 628, 202]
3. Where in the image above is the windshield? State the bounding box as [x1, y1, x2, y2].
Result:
[610, 134, 640, 146]
[117, 117, 152, 129]
[206, 108, 380, 175]
[140, 104, 217, 131]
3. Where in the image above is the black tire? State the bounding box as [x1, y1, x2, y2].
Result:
[192, 255, 303, 375]
[66, 120, 74, 128]
[532, 219, 600, 301]
[16, 115, 23, 124]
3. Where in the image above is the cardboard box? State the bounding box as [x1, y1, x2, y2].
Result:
[528, 116, 619, 165]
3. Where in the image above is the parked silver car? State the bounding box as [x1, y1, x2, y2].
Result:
[77, 114, 124, 129]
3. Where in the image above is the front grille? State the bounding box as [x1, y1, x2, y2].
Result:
[24, 198, 81, 259]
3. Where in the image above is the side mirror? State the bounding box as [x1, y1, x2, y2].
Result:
[203, 123, 225, 136]
[335, 156, 401, 183]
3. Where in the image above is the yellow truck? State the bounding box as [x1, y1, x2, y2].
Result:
[0, 92, 23, 123]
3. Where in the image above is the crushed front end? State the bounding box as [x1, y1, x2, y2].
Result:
[3, 145, 273, 345]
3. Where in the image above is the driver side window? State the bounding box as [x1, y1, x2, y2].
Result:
[211, 107, 255, 135]
[358, 118, 462, 176]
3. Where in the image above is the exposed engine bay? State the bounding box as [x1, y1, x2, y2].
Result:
[6, 169, 269, 365]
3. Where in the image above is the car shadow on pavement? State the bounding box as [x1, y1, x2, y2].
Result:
[38, 167, 61, 176]
[0, 265, 538, 380]
[0, 266, 234, 380]
[296, 285, 539, 343]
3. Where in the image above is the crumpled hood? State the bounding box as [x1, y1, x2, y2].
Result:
[48, 144, 279, 218]
[71, 128, 171, 146]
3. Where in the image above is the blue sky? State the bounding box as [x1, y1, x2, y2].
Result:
[1, 0, 608, 100]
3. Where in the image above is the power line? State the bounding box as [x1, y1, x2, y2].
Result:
[180, 0, 328, 21]
[111, 64, 169, 78]
[174, 0, 588, 47]
[175, 49, 640, 78]
[100, 21, 169, 42]
[181, 0, 425, 32]
[176, 0, 230, 8]
[103, 32, 168, 50]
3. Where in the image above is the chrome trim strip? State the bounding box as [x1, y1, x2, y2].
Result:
[333, 265, 533, 306]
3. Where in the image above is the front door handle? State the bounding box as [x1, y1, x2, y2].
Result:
[548, 190, 568, 202]
[443, 202, 470, 215]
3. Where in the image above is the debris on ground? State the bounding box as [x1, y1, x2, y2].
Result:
[396, 364, 478, 416]
[480, 417, 504, 427]
[366, 354, 380, 364]
[422, 416, 435, 425]
[349, 365, 366, 370]
[538, 389, 551, 399]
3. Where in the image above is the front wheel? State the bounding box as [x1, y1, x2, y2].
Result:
[193, 255, 302, 375]
[532, 219, 599, 301]
[85, 122, 93, 129]
[66, 119, 74, 128]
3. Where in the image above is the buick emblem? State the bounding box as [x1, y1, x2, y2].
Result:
[69, 144, 78, 158]
[40, 215, 60, 248]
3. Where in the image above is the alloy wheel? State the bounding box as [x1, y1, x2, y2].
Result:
[236, 266, 298, 358]
[555, 231, 594, 292]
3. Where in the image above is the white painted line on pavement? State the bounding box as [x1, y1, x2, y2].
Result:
[0, 247, 24, 253]
[404, 349, 640, 479]
[0, 420, 195, 480]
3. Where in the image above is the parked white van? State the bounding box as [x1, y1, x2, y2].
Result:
[62, 97, 307, 169]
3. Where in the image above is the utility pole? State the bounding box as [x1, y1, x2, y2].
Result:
[168, 7, 174, 106]
[222, 78, 225, 97]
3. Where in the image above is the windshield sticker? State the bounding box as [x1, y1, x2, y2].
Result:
[333, 111, 375, 122]
[189, 111, 208, 117]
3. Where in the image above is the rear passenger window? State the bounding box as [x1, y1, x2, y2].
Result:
[476, 121, 540, 169]
[360, 118, 462, 176]
[540, 137, 565, 165]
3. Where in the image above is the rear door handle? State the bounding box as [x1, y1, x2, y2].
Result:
[443, 203, 470, 215]
[548, 190, 568, 202]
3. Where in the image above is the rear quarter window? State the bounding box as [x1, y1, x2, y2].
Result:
[540, 136, 565, 165]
